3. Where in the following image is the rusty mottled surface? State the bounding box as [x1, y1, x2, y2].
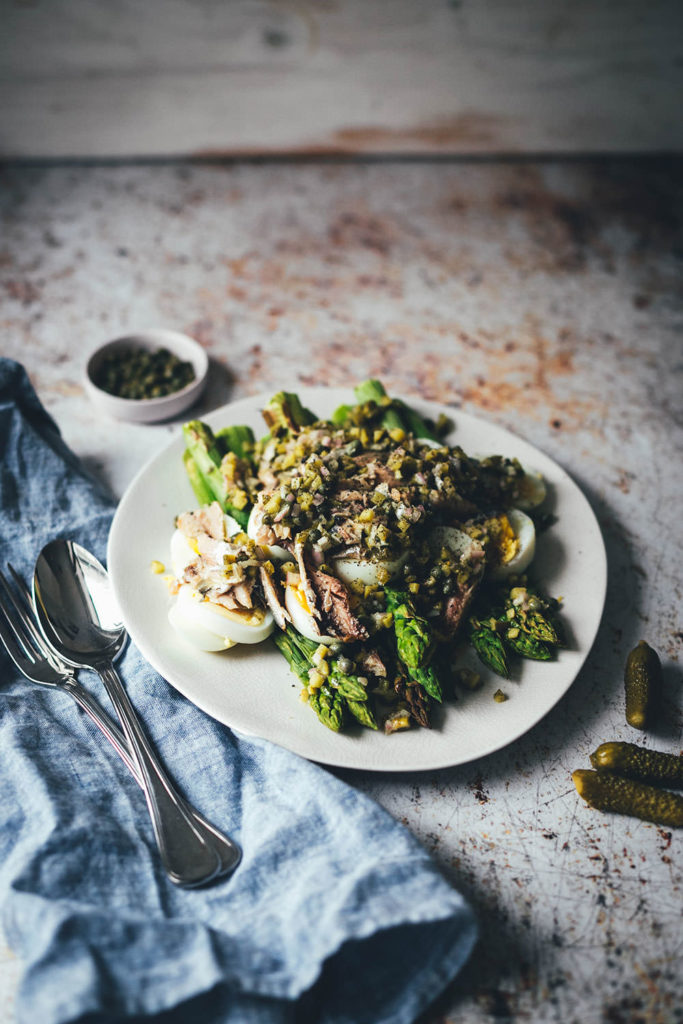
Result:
[1, 159, 682, 1023]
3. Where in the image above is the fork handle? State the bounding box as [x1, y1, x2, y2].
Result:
[97, 663, 240, 887]
[62, 678, 142, 783]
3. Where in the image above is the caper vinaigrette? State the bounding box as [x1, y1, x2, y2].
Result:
[179, 382, 563, 735]
[250, 414, 530, 620]
[95, 346, 195, 400]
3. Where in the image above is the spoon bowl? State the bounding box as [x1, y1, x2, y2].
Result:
[34, 540, 125, 666]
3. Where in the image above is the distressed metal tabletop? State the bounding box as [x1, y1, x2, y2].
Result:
[1, 159, 681, 1024]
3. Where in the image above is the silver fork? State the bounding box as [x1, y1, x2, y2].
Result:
[0, 565, 142, 782]
[0, 565, 240, 878]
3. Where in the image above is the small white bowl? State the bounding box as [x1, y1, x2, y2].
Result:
[84, 329, 208, 423]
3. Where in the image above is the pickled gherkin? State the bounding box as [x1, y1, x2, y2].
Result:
[572, 769, 683, 828]
[624, 640, 662, 730]
[590, 742, 683, 788]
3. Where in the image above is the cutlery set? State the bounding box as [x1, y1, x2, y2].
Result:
[0, 540, 241, 887]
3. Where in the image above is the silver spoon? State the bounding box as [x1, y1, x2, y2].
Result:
[33, 538, 241, 888]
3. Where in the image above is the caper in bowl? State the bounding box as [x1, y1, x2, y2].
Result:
[84, 329, 208, 423]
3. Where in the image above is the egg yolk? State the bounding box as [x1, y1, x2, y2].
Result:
[197, 595, 267, 627]
[489, 515, 520, 566]
[290, 585, 312, 614]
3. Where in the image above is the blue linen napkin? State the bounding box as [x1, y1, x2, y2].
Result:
[0, 359, 476, 1024]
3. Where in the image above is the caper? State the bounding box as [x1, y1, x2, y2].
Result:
[94, 345, 196, 400]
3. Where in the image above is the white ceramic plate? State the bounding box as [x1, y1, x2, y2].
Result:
[108, 387, 607, 772]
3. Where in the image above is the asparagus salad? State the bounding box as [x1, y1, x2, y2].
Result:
[166, 381, 566, 735]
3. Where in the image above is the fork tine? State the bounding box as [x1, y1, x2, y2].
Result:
[5, 563, 53, 656]
[3, 565, 72, 678]
[0, 570, 40, 666]
[0, 592, 32, 669]
[7, 563, 34, 610]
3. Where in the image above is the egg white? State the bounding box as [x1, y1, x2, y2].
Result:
[490, 509, 536, 578]
[284, 584, 336, 645]
[170, 529, 199, 575]
[428, 525, 480, 561]
[168, 599, 237, 652]
[331, 549, 407, 588]
[514, 470, 547, 510]
[224, 513, 245, 537]
[472, 454, 547, 511]
[169, 583, 274, 649]
[247, 505, 290, 561]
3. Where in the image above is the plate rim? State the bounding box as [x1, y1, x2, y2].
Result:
[107, 387, 607, 772]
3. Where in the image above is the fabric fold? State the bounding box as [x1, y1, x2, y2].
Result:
[0, 359, 476, 1024]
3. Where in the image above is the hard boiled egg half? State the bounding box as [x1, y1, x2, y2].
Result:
[169, 584, 274, 651]
[514, 470, 546, 510]
[284, 549, 409, 642]
[247, 505, 290, 561]
[168, 519, 274, 651]
[486, 509, 536, 578]
[331, 549, 407, 588]
[283, 581, 336, 645]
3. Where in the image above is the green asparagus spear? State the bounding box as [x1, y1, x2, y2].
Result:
[346, 699, 379, 730]
[272, 629, 311, 684]
[410, 663, 443, 703]
[353, 380, 439, 440]
[216, 424, 255, 462]
[525, 610, 560, 645]
[283, 625, 321, 666]
[182, 420, 251, 528]
[353, 380, 404, 432]
[182, 450, 214, 507]
[308, 683, 345, 732]
[500, 591, 555, 661]
[183, 420, 225, 493]
[262, 391, 316, 434]
[394, 399, 440, 442]
[284, 628, 363, 696]
[469, 618, 510, 678]
[385, 588, 443, 702]
[385, 589, 432, 670]
[394, 666, 432, 728]
[331, 403, 353, 426]
[501, 588, 561, 645]
[504, 630, 552, 661]
[353, 379, 387, 403]
[328, 670, 370, 703]
[277, 626, 378, 730]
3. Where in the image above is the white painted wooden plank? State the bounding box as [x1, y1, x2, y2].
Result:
[0, 0, 680, 157]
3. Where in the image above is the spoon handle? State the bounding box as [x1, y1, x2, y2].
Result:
[97, 663, 241, 887]
[63, 679, 241, 876]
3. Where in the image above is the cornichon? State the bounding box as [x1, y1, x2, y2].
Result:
[624, 640, 662, 730]
[572, 769, 683, 828]
[590, 742, 683, 788]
